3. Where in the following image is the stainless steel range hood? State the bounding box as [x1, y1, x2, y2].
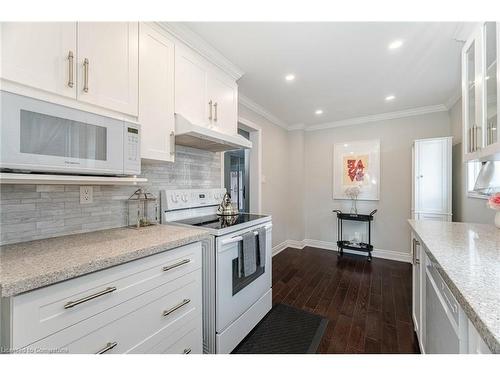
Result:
[174, 114, 252, 152]
[473, 161, 500, 194]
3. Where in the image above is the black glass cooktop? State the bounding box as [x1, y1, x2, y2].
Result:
[175, 214, 268, 230]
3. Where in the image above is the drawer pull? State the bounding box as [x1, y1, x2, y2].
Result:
[183, 348, 192, 354]
[162, 259, 190, 272]
[64, 286, 117, 309]
[95, 341, 117, 354]
[162, 299, 191, 317]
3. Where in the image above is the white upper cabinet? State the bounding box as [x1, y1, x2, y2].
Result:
[462, 22, 500, 161]
[175, 46, 210, 127]
[0, 22, 77, 99]
[77, 22, 139, 116]
[207, 73, 238, 135]
[175, 45, 238, 136]
[484, 22, 498, 147]
[139, 23, 175, 162]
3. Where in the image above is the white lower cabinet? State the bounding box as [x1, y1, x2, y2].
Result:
[468, 322, 492, 354]
[4, 242, 202, 354]
[411, 230, 493, 354]
[411, 233, 425, 353]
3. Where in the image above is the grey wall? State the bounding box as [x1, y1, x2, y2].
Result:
[287, 130, 305, 241]
[449, 98, 495, 224]
[303, 111, 452, 255]
[0, 146, 221, 245]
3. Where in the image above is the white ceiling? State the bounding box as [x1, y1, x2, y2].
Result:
[184, 22, 469, 128]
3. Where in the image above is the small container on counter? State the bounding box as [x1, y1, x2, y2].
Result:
[127, 188, 158, 229]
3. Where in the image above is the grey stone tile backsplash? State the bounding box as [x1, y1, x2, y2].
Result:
[0, 146, 221, 245]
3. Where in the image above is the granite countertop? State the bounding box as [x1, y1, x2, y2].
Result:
[0, 224, 209, 297]
[408, 220, 500, 353]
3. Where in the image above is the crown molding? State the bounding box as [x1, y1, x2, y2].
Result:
[157, 22, 244, 81]
[445, 90, 462, 110]
[452, 22, 481, 43]
[305, 104, 449, 132]
[238, 94, 290, 130]
[288, 124, 306, 131]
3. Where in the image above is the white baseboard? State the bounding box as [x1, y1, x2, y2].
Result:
[272, 238, 411, 263]
[272, 239, 305, 256]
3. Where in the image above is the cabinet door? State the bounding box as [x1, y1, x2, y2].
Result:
[77, 22, 138, 116]
[139, 24, 175, 162]
[484, 22, 498, 146]
[174, 47, 209, 127]
[0, 22, 77, 98]
[208, 73, 238, 135]
[411, 234, 421, 337]
[414, 138, 451, 214]
[462, 28, 484, 156]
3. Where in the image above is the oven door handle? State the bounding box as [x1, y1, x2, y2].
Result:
[220, 224, 272, 245]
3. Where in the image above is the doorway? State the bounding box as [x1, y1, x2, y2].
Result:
[224, 129, 250, 212]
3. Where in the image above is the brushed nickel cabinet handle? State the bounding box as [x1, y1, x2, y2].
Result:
[95, 341, 117, 354]
[170, 131, 175, 156]
[468, 128, 472, 152]
[412, 238, 420, 265]
[83, 58, 89, 92]
[162, 299, 190, 317]
[208, 100, 213, 120]
[214, 102, 218, 122]
[183, 348, 192, 354]
[68, 51, 74, 88]
[412, 238, 416, 265]
[162, 258, 190, 272]
[64, 286, 116, 309]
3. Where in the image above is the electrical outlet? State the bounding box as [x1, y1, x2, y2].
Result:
[80, 186, 93, 204]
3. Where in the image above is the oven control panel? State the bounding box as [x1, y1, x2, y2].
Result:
[161, 188, 226, 211]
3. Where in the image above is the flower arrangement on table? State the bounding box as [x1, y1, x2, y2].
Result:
[345, 186, 361, 214]
[488, 193, 500, 228]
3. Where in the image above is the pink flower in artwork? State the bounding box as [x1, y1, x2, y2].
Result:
[488, 193, 500, 210]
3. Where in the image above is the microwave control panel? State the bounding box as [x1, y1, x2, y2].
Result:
[126, 126, 139, 162]
[124, 124, 141, 174]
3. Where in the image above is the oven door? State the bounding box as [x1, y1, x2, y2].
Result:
[0, 91, 126, 175]
[215, 222, 272, 332]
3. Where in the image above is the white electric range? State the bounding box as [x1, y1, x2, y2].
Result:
[160, 188, 272, 354]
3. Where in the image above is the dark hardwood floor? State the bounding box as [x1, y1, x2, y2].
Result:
[272, 247, 420, 354]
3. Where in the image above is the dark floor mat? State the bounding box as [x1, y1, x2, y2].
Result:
[232, 303, 328, 354]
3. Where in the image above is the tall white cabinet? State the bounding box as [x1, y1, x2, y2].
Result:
[411, 137, 452, 221]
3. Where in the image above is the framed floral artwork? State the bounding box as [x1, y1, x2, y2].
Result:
[333, 140, 380, 201]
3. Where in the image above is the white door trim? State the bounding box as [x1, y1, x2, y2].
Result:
[220, 116, 262, 214]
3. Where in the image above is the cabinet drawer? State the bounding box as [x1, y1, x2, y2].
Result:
[130, 313, 202, 354]
[12, 242, 201, 349]
[26, 269, 202, 354]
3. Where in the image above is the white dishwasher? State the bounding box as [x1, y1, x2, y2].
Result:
[425, 255, 468, 353]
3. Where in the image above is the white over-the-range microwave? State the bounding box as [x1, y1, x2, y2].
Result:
[0, 91, 141, 176]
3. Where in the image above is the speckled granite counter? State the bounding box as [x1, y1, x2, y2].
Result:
[0, 225, 209, 297]
[408, 220, 500, 353]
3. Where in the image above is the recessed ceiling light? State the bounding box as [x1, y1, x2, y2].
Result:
[385, 95, 396, 101]
[285, 74, 295, 81]
[388, 40, 403, 50]
[315, 109, 323, 115]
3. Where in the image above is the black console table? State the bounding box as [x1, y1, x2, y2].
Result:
[332, 209, 377, 261]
